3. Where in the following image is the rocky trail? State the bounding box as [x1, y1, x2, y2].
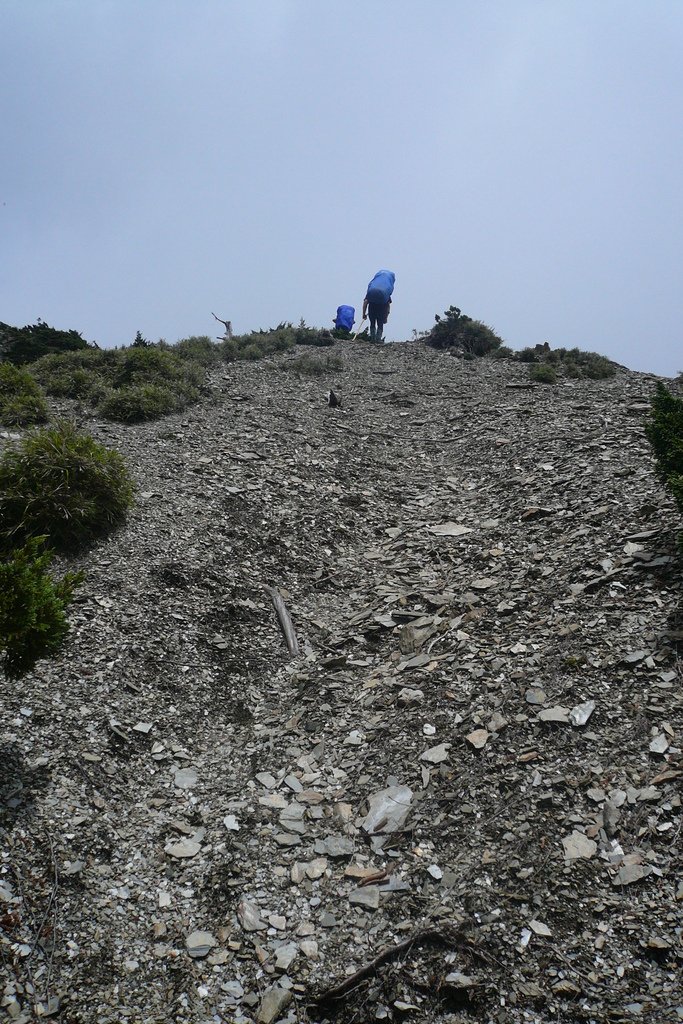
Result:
[1, 341, 682, 1024]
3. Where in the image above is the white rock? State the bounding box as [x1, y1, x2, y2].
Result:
[238, 898, 267, 932]
[362, 785, 413, 834]
[420, 743, 450, 764]
[562, 830, 597, 860]
[165, 839, 201, 859]
[569, 700, 595, 726]
[173, 767, 198, 790]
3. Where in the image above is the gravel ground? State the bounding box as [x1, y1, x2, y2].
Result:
[1, 341, 681, 1024]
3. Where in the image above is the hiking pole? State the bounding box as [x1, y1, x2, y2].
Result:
[351, 317, 367, 340]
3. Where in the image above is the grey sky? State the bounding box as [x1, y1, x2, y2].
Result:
[1, 1, 681, 375]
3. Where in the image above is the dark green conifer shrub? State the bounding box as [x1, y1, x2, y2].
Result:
[647, 382, 683, 514]
[0, 364, 49, 426]
[0, 320, 91, 365]
[0, 539, 82, 679]
[425, 306, 503, 356]
[529, 363, 558, 384]
[0, 421, 134, 553]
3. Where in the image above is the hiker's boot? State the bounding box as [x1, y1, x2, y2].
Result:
[369, 326, 376, 342]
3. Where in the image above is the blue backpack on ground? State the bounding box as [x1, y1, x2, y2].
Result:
[366, 269, 395, 305]
[334, 305, 355, 331]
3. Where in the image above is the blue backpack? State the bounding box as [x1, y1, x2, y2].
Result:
[334, 305, 355, 331]
[366, 269, 395, 305]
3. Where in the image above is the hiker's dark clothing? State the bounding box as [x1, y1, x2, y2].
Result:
[368, 300, 390, 341]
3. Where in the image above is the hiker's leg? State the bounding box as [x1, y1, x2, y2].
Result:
[369, 314, 377, 340]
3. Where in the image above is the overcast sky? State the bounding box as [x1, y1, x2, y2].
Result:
[1, 1, 681, 375]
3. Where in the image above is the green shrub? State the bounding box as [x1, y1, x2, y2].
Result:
[647, 383, 683, 514]
[490, 345, 514, 360]
[31, 345, 205, 422]
[98, 384, 183, 422]
[171, 336, 222, 365]
[283, 354, 343, 376]
[0, 420, 134, 553]
[516, 347, 539, 363]
[0, 319, 91, 365]
[518, 346, 616, 379]
[0, 364, 49, 426]
[581, 354, 616, 380]
[220, 339, 237, 362]
[529, 363, 558, 384]
[425, 306, 503, 356]
[0, 539, 83, 679]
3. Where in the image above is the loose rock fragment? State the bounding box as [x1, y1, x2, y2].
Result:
[466, 728, 489, 749]
[238, 899, 267, 932]
[257, 986, 292, 1024]
[185, 930, 216, 958]
[538, 706, 570, 724]
[173, 766, 198, 790]
[562, 831, 597, 860]
[569, 700, 595, 726]
[420, 743, 450, 764]
[362, 785, 413, 834]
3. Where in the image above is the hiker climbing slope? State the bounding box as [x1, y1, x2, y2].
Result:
[362, 269, 395, 342]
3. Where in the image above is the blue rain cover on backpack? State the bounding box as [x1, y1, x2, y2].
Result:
[334, 305, 355, 331]
[366, 269, 395, 305]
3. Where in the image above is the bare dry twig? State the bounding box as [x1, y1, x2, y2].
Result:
[310, 923, 473, 1006]
[262, 584, 299, 657]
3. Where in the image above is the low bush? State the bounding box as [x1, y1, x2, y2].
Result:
[283, 354, 343, 376]
[0, 539, 83, 679]
[517, 346, 616, 379]
[490, 345, 514, 360]
[31, 344, 204, 422]
[0, 364, 49, 426]
[530, 363, 558, 384]
[424, 306, 503, 356]
[97, 384, 182, 422]
[220, 322, 334, 362]
[169, 336, 222, 365]
[0, 420, 134, 553]
[0, 319, 91, 365]
[647, 382, 683, 514]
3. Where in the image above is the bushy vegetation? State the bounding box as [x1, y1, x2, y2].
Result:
[0, 539, 82, 679]
[647, 382, 683, 515]
[0, 319, 91, 365]
[31, 344, 204, 422]
[424, 306, 504, 356]
[282, 353, 343, 376]
[517, 346, 616, 380]
[529, 363, 558, 384]
[165, 335, 222, 365]
[0, 363, 49, 426]
[0, 420, 134, 554]
[221, 322, 334, 363]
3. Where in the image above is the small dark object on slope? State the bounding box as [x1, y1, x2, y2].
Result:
[328, 390, 341, 408]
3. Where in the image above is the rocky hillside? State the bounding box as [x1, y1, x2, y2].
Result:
[1, 342, 681, 1024]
